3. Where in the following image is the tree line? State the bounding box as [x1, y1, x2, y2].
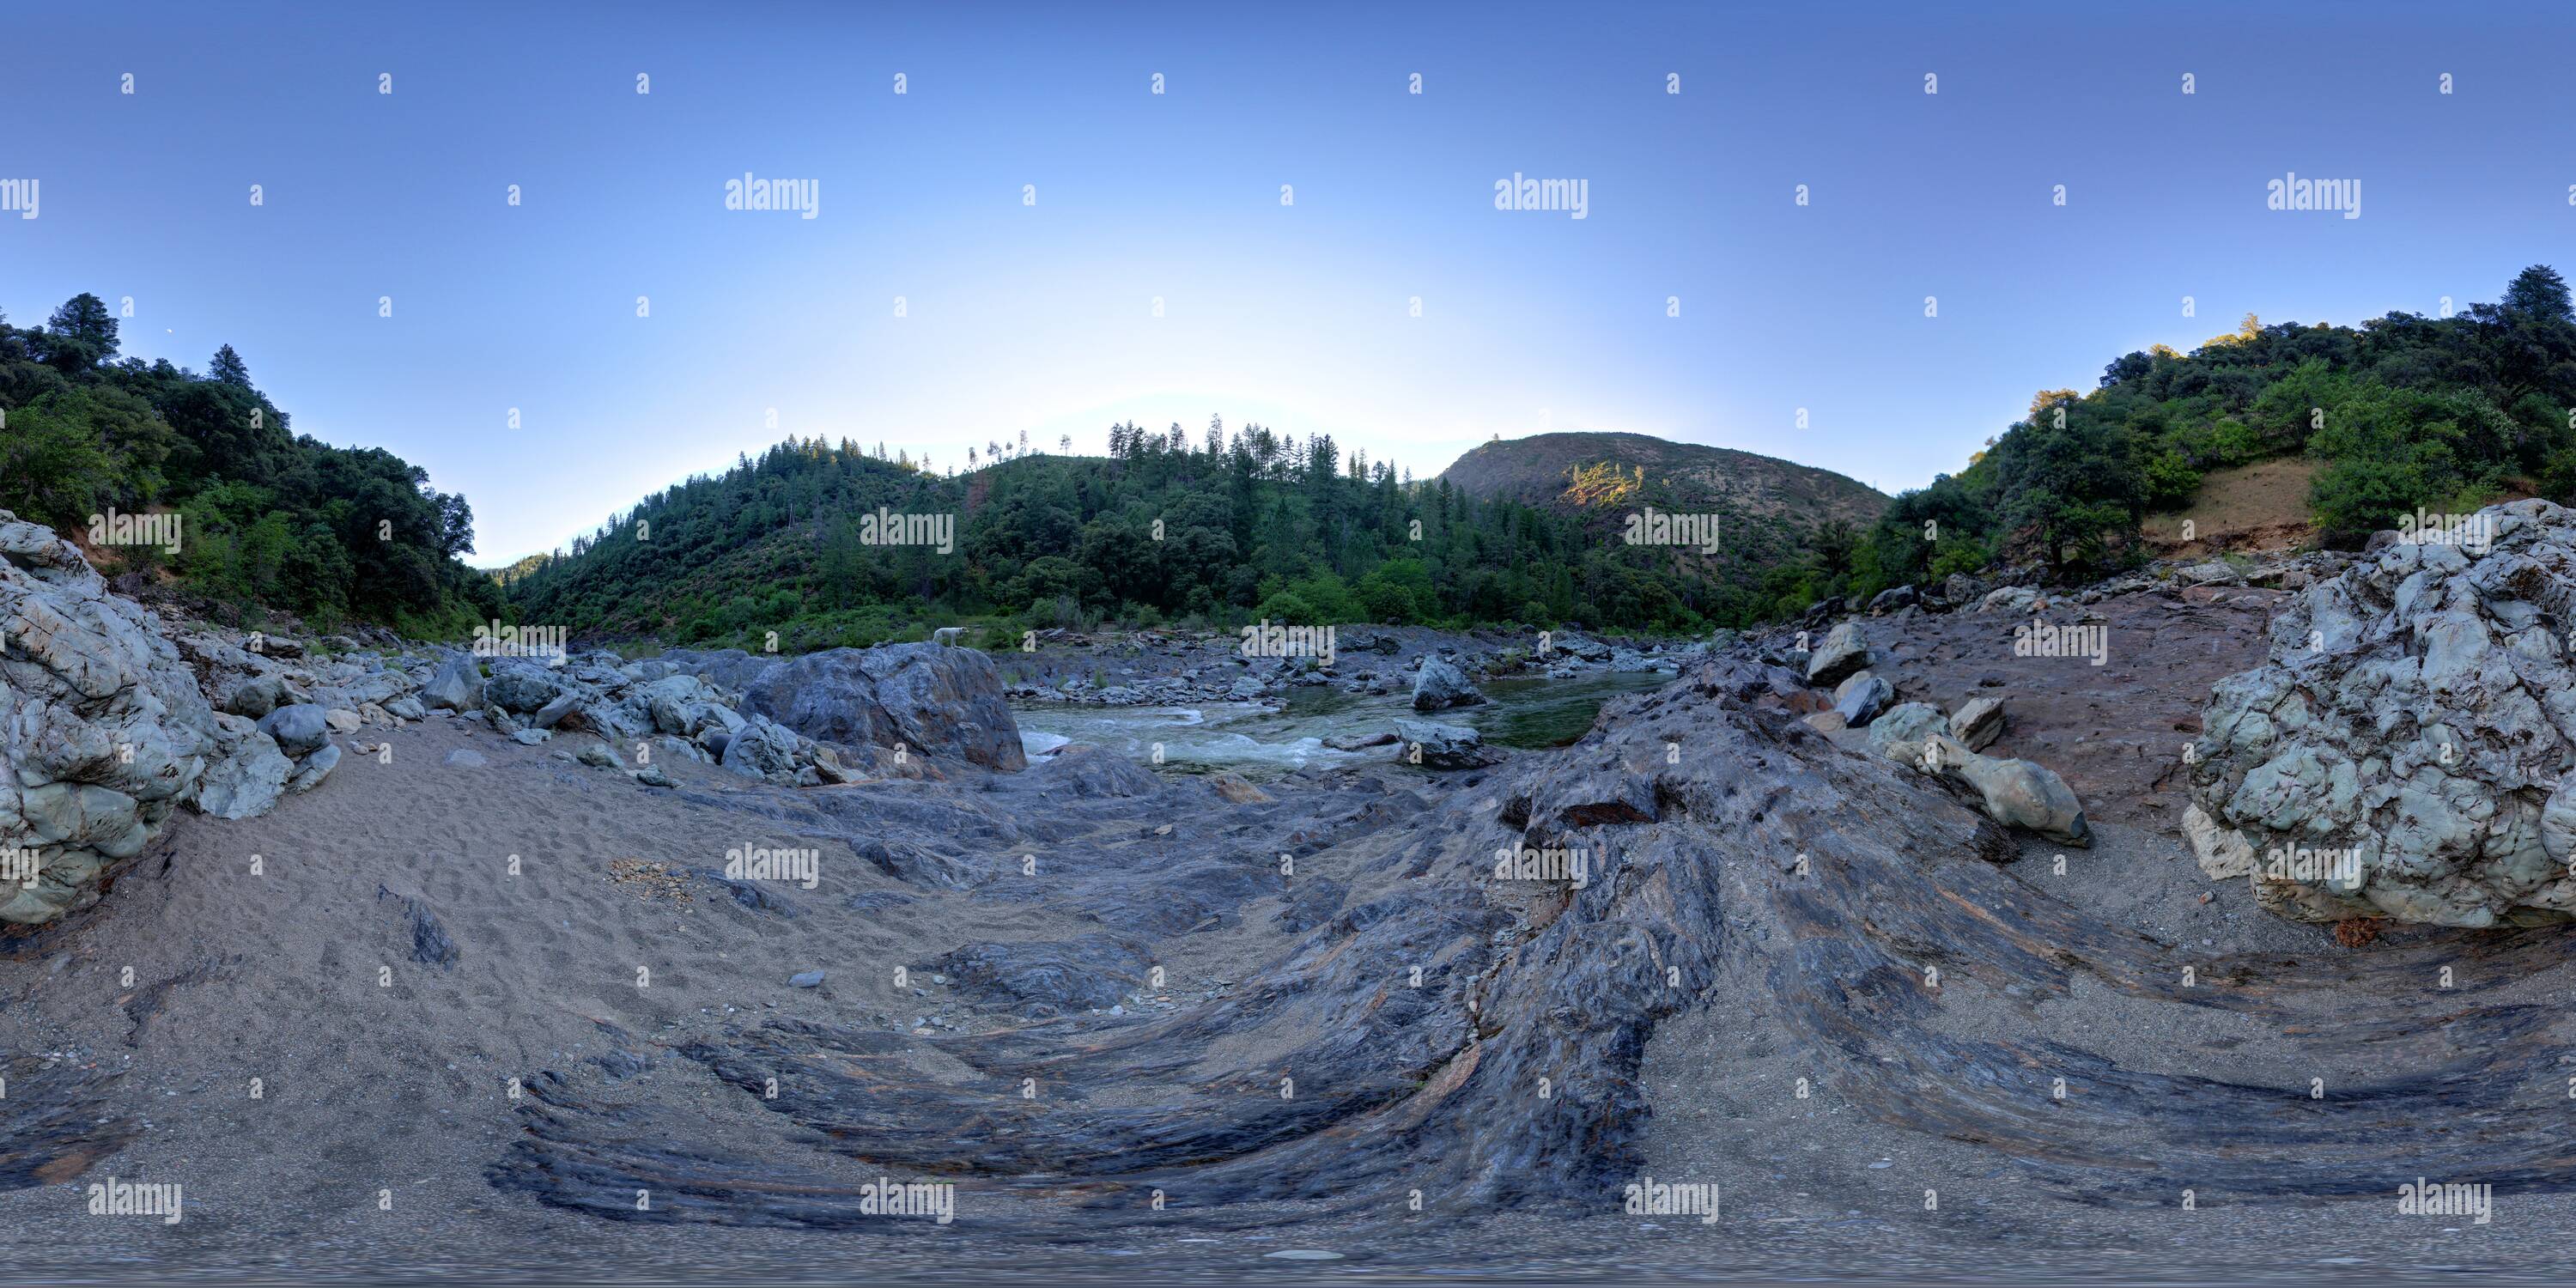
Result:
[1770, 264, 2576, 617]
[0, 292, 497, 632]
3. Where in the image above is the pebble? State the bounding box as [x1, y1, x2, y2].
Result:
[789, 970, 825, 988]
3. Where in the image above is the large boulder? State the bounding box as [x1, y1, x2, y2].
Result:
[0, 511, 222, 925]
[255, 703, 331, 757]
[421, 655, 484, 712]
[220, 673, 291, 719]
[2187, 499, 2576, 927]
[1411, 656, 1485, 711]
[484, 663, 568, 714]
[1864, 722, 2090, 848]
[744, 643, 1025, 771]
[1805, 621, 1868, 686]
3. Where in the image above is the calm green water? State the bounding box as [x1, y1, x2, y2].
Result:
[1012, 669, 1674, 776]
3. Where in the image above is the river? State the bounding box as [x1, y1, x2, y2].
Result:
[1012, 669, 1678, 776]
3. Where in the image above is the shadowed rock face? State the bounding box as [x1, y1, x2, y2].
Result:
[480, 641, 2576, 1237]
[2191, 499, 2576, 927]
[745, 644, 1026, 771]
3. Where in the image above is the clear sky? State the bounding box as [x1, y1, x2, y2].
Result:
[9, 0, 2572, 562]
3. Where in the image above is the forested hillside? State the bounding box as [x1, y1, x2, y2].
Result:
[501, 419, 1839, 649]
[0, 293, 497, 633]
[1798, 264, 2576, 616]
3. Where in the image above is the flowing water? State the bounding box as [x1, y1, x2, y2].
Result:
[1013, 669, 1677, 775]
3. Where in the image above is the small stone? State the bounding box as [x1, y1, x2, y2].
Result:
[789, 970, 825, 988]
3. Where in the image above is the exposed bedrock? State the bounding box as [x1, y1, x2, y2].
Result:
[491, 647, 2576, 1232]
[744, 643, 1026, 771]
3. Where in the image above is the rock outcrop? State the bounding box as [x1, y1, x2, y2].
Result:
[2189, 499, 2576, 927]
[0, 512, 219, 924]
[744, 643, 1025, 771]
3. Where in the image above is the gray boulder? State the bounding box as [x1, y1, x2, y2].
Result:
[1832, 671, 1894, 726]
[2187, 499, 2576, 927]
[1863, 722, 2089, 848]
[1953, 752, 2091, 846]
[530, 691, 580, 729]
[720, 716, 805, 782]
[194, 716, 293, 822]
[222, 673, 291, 719]
[744, 643, 1026, 771]
[1411, 656, 1485, 711]
[1951, 696, 2005, 751]
[1805, 622, 1868, 686]
[1868, 585, 1918, 614]
[485, 664, 568, 714]
[422, 656, 484, 712]
[287, 743, 342, 793]
[256, 704, 332, 757]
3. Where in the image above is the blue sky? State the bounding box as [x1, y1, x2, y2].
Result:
[8, 0, 2572, 562]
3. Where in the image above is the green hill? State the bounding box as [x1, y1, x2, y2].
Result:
[501, 422, 1868, 650]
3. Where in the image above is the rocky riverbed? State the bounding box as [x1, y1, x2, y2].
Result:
[15, 506, 2576, 1280]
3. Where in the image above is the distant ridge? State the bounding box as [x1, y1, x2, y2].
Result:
[1435, 430, 1887, 532]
